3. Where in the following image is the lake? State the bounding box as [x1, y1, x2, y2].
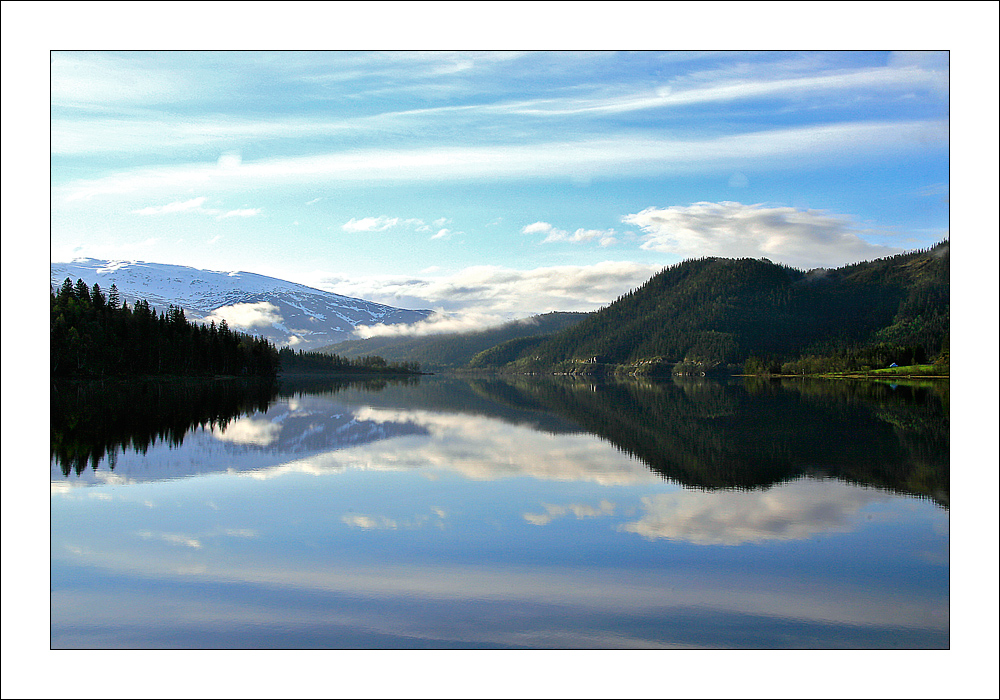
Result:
[50, 374, 949, 649]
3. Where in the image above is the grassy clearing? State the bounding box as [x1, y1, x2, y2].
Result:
[824, 364, 948, 378]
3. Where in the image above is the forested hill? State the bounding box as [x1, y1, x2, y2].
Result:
[486, 241, 949, 373]
[316, 311, 591, 370]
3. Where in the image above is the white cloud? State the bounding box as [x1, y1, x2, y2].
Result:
[354, 309, 513, 338]
[203, 301, 283, 329]
[430, 228, 463, 241]
[323, 260, 659, 335]
[623, 201, 901, 269]
[132, 196, 261, 220]
[133, 197, 210, 215]
[522, 221, 553, 235]
[522, 224, 617, 246]
[340, 216, 444, 235]
[216, 208, 262, 219]
[342, 216, 402, 232]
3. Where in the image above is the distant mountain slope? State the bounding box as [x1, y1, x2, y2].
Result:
[317, 312, 592, 370]
[484, 242, 949, 372]
[50, 259, 431, 351]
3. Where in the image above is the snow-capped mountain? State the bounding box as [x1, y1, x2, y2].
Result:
[50, 259, 431, 350]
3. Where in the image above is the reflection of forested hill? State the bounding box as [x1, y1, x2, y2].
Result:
[474, 376, 949, 506]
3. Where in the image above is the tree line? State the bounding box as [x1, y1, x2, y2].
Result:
[52, 277, 281, 378]
[277, 347, 421, 374]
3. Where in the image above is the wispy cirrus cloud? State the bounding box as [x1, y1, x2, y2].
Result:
[132, 196, 261, 220]
[51, 52, 190, 108]
[58, 120, 948, 201]
[504, 62, 949, 117]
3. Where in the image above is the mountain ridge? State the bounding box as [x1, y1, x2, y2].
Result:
[469, 241, 950, 373]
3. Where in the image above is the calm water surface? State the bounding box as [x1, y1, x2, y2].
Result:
[51, 375, 949, 649]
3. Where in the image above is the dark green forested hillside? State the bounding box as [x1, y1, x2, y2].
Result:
[51, 278, 281, 378]
[316, 311, 591, 370]
[481, 241, 949, 374]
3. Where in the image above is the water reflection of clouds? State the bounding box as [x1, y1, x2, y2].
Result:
[524, 499, 616, 525]
[619, 479, 889, 545]
[342, 514, 398, 530]
[136, 530, 202, 549]
[211, 415, 282, 446]
[342, 507, 448, 531]
[51, 549, 948, 644]
[244, 407, 659, 486]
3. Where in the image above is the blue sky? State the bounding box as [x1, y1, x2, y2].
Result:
[47, 47, 953, 328]
[6, 3, 993, 335]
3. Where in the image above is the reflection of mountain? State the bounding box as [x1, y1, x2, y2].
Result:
[473, 376, 949, 507]
[50, 378, 428, 484]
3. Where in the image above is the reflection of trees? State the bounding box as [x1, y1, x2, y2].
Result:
[51, 376, 428, 477]
[476, 376, 949, 507]
[276, 375, 420, 399]
[51, 379, 279, 476]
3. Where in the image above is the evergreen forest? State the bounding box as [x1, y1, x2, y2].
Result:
[50, 279, 418, 378]
[51, 278, 281, 378]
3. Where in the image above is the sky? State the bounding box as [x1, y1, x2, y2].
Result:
[43, 41, 960, 331]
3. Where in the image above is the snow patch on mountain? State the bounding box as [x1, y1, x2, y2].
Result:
[51, 258, 432, 351]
